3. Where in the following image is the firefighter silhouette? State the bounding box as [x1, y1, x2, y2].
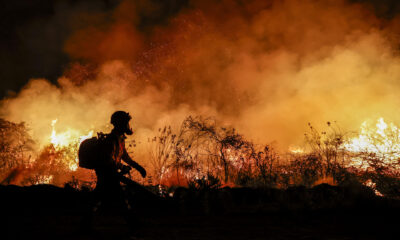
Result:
[81, 111, 146, 235]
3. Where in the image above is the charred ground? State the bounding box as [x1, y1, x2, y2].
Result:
[2, 182, 400, 240]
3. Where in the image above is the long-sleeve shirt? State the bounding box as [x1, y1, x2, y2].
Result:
[95, 130, 141, 190]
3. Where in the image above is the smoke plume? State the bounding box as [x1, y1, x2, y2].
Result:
[2, 0, 400, 159]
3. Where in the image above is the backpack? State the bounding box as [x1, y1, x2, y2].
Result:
[78, 132, 109, 170]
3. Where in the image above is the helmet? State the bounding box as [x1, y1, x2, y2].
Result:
[110, 111, 133, 135]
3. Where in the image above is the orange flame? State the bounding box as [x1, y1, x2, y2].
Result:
[344, 118, 400, 169]
[50, 119, 93, 149]
[48, 119, 93, 172]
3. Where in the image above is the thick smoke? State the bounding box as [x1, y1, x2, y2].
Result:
[2, 0, 400, 159]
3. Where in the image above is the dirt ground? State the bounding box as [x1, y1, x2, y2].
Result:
[5, 207, 399, 239]
[2, 184, 400, 240]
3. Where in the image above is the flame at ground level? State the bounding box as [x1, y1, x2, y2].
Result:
[290, 118, 400, 169]
[344, 118, 400, 169]
[12, 119, 98, 187]
[4, 116, 400, 198]
[287, 117, 400, 196]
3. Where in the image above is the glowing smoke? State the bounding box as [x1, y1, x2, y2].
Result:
[2, 0, 400, 160]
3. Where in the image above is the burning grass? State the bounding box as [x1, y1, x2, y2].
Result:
[1, 116, 400, 198]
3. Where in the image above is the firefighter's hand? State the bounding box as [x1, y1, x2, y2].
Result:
[137, 165, 147, 178]
[120, 165, 132, 175]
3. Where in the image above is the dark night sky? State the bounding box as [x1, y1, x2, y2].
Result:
[0, 0, 399, 99]
[0, 0, 187, 98]
[0, 0, 112, 97]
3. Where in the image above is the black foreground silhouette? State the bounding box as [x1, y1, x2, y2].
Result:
[2, 182, 400, 240]
[2, 113, 400, 239]
[78, 111, 147, 238]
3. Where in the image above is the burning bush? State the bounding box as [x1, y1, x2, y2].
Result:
[147, 117, 400, 199]
[2, 114, 400, 199]
[148, 116, 282, 188]
[0, 119, 35, 184]
[0, 118, 95, 187]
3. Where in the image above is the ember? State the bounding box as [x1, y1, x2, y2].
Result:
[4, 2, 400, 239]
[0, 0, 400, 198]
[344, 118, 400, 167]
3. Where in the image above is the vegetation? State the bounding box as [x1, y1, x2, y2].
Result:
[1, 116, 400, 198]
[0, 119, 35, 184]
[148, 117, 400, 198]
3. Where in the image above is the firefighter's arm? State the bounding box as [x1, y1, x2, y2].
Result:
[122, 150, 146, 178]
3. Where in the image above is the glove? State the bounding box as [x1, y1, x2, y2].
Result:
[138, 165, 147, 178]
[120, 165, 132, 175]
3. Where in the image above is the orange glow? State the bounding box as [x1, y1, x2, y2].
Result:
[3, 0, 400, 190]
[50, 119, 93, 148]
[289, 146, 304, 154]
[48, 119, 93, 172]
[344, 118, 400, 169]
[34, 175, 53, 185]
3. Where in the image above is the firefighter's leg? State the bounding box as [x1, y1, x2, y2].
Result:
[80, 184, 108, 233]
[119, 185, 143, 236]
[79, 191, 101, 233]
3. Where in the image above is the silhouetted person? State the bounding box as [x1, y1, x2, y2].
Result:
[82, 111, 146, 237]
